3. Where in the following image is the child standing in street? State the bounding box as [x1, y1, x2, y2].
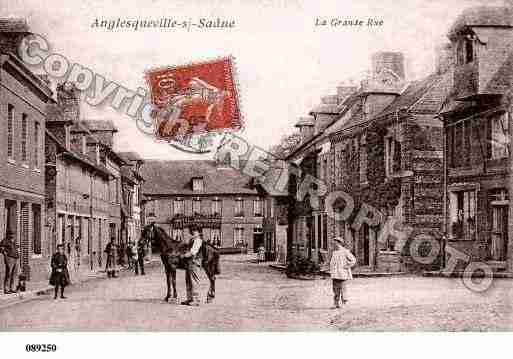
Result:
[330, 236, 356, 309]
[49, 244, 70, 299]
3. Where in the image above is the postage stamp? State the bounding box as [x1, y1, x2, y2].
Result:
[145, 57, 242, 153]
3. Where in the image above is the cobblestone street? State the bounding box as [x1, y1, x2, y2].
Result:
[1, 255, 513, 331]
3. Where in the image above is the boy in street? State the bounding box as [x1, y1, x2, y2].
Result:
[330, 236, 356, 309]
[0, 230, 19, 294]
[49, 244, 70, 299]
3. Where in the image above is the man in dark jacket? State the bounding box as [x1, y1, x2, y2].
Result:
[49, 244, 70, 299]
[0, 230, 19, 294]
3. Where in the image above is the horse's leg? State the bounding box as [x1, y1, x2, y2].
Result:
[206, 267, 215, 303]
[163, 258, 171, 302]
[170, 267, 177, 304]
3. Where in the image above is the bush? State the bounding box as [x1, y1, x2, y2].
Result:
[286, 254, 320, 276]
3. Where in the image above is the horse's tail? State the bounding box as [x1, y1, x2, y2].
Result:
[203, 243, 221, 275]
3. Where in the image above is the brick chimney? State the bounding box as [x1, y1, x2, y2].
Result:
[371, 51, 405, 80]
[435, 43, 454, 75]
[336, 83, 358, 103]
[56, 82, 80, 122]
[295, 116, 315, 142]
[0, 18, 31, 56]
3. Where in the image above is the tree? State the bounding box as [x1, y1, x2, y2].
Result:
[268, 132, 302, 160]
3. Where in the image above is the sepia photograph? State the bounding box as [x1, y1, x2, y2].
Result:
[1, 0, 513, 355]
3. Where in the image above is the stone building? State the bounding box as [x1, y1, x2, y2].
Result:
[439, 6, 513, 271]
[284, 49, 453, 272]
[141, 160, 265, 252]
[0, 19, 54, 282]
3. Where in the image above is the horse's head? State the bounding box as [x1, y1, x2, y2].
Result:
[141, 223, 156, 247]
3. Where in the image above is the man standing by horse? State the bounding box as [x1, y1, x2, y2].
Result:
[180, 225, 203, 306]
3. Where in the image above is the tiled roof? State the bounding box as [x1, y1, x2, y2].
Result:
[141, 160, 259, 196]
[295, 116, 315, 127]
[46, 103, 67, 122]
[448, 6, 513, 38]
[81, 120, 118, 132]
[118, 151, 144, 162]
[378, 71, 453, 117]
[332, 71, 453, 136]
[0, 18, 29, 32]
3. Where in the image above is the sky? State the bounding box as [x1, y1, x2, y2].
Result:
[2, 0, 509, 160]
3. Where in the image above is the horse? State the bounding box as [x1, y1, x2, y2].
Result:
[141, 223, 220, 304]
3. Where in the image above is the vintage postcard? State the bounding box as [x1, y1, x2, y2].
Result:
[1, 0, 513, 356]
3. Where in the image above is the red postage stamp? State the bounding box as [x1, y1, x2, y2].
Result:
[145, 57, 242, 152]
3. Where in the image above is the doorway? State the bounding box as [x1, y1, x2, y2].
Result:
[491, 205, 508, 261]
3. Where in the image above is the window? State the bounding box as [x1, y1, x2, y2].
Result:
[322, 213, 328, 250]
[457, 38, 475, 65]
[211, 198, 221, 216]
[65, 125, 71, 149]
[7, 104, 14, 159]
[449, 190, 476, 240]
[385, 137, 400, 177]
[82, 134, 87, 154]
[32, 204, 41, 255]
[192, 177, 204, 192]
[21, 114, 28, 163]
[235, 198, 244, 217]
[147, 200, 156, 217]
[360, 135, 367, 183]
[234, 227, 244, 246]
[489, 114, 509, 159]
[210, 228, 221, 247]
[192, 198, 201, 214]
[172, 228, 183, 241]
[465, 39, 474, 64]
[34, 122, 40, 169]
[253, 198, 262, 217]
[173, 198, 184, 215]
[323, 157, 328, 182]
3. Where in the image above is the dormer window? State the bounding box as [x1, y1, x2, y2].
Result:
[95, 144, 100, 164]
[465, 39, 474, 64]
[192, 177, 204, 192]
[457, 35, 475, 65]
[65, 125, 71, 150]
[81, 135, 87, 154]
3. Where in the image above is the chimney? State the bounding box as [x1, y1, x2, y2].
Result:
[435, 43, 454, 75]
[371, 51, 405, 80]
[295, 116, 315, 142]
[56, 82, 80, 122]
[336, 83, 358, 103]
[0, 18, 31, 56]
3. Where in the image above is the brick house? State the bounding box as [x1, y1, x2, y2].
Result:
[439, 6, 513, 271]
[45, 83, 121, 273]
[82, 120, 126, 254]
[284, 82, 359, 265]
[141, 160, 265, 252]
[0, 19, 54, 282]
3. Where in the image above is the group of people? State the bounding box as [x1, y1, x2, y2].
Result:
[1, 224, 357, 309]
[103, 238, 148, 278]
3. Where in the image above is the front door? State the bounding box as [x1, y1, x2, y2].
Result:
[491, 205, 508, 261]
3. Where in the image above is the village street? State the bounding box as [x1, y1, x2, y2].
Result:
[0, 255, 512, 331]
